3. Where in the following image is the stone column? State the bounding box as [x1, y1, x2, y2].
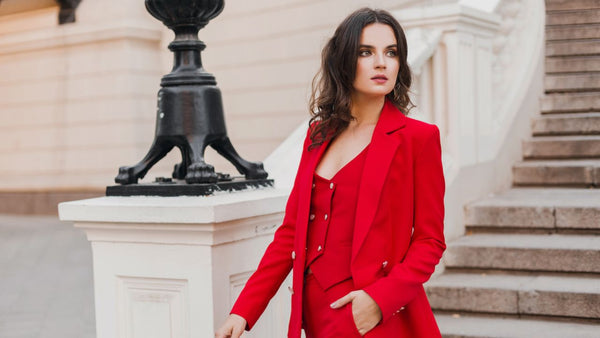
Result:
[59, 189, 292, 338]
[396, 4, 501, 166]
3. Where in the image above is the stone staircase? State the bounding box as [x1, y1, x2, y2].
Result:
[427, 1, 600, 337]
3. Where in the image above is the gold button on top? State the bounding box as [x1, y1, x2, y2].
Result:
[291, 251, 296, 260]
[312, 183, 315, 189]
[317, 245, 322, 251]
[329, 182, 334, 189]
[324, 214, 328, 220]
[309, 214, 315, 221]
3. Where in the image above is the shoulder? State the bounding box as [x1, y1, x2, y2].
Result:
[401, 115, 440, 146]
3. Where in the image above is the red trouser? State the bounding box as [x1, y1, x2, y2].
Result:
[302, 272, 362, 338]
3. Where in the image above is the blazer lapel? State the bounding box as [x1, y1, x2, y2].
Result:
[295, 136, 330, 260]
[352, 100, 406, 262]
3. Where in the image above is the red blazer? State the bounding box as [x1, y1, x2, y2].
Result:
[231, 100, 446, 337]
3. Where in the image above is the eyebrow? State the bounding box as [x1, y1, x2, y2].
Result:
[359, 44, 398, 49]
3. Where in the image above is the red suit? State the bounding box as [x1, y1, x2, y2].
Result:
[231, 100, 446, 337]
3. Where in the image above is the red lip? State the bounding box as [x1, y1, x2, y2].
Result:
[371, 75, 388, 80]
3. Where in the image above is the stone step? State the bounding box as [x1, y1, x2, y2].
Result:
[437, 314, 600, 338]
[546, 55, 600, 73]
[545, 72, 600, 93]
[546, 0, 600, 12]
[436, 313, 600, 338]
[546, 39, 600, 57]
[513, 159, 600, 186]
[427, 273, 600, 319]
[546, 23, 600, 41]
[465, 188, 600, 230]
[523, 135, 600, 159]
[541, 92, 600, 113]
[532, 112, 600, 135]
[443, 233, 600, 273]
[547, 9, 600, 25]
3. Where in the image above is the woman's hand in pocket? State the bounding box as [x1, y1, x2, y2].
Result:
[331, 290, 382, 335]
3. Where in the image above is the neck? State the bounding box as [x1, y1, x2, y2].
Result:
[350, 94, 385, 126]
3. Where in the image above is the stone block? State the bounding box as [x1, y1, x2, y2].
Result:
[205, 27, 326, 70]
[429, 273, 600, 319]
[217, 57, 317, 93]
[545, 0, 600, 11]
[512, 160, 598, 186]
[426, 274, 522, 314]
[0, 191, 103, 215]
[444, 234, 600, 273]
[541, 92, 600, 113]
[546, 24, 600, 41]
[545, 73, 600, 93]
[436, 312, 600, 338]
[546, 55, 600, 73]
[546, 9, 600, 25]
[546, 40, 600, 57]
[465, 188, 600, 228]
[555, 206, 600, 229]
[465, 205, 555, 228]
[532, 113, 600, 135]
[518, 276, 600, 318]
[522, 136, 600, 158]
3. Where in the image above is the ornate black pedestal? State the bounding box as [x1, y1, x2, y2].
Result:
[110, 0, 272, 196]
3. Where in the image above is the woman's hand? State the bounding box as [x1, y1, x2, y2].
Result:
[331, 290, 382, 336]
[215, 314, 247, 338]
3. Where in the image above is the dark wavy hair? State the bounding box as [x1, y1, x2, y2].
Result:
[308, 8, 413, 149]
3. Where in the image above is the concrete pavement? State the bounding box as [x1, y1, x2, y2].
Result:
[0, 214, 95, 338]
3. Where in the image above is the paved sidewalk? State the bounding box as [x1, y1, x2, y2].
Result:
[0, 215, 95, 338]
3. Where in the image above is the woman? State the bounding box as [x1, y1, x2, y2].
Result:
[216, 7, 445, 338]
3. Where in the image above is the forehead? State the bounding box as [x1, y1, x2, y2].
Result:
[360, 23, 397, 45]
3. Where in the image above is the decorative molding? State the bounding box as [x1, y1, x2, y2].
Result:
[395, 4, 501, 35]
[117, 276, 190, 338]
[54, 0, 81, 24]
[0, 22, 162, 55]
[229, 271, 253, 306]
[489, 0, 545, 150]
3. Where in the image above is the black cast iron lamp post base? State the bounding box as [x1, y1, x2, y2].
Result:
[109, 0, 271, 196]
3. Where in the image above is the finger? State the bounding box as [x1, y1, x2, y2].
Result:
[231, 324, 244, 338]
[215, 329, 229, 338]
[330, 291, 355, 308]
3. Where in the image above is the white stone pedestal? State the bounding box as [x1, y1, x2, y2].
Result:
[58, 189, 292, 338]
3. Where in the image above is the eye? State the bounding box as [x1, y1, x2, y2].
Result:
[386, 49, 398, 57]
[359, 49, 372, 57]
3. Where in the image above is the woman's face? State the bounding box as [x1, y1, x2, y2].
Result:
[352, 23, 400, 100]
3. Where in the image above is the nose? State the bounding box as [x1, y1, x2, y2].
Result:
[375, 52, 386, 69]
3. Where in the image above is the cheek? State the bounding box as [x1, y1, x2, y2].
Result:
[355, 62, 368, 79]
[391, 62, 400, 78]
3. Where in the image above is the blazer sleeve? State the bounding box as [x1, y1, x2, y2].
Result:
[230, 127, 312, 330]
[363, 125, 446, 322]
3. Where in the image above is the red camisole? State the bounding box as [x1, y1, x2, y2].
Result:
[305, 144, 369, 291]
